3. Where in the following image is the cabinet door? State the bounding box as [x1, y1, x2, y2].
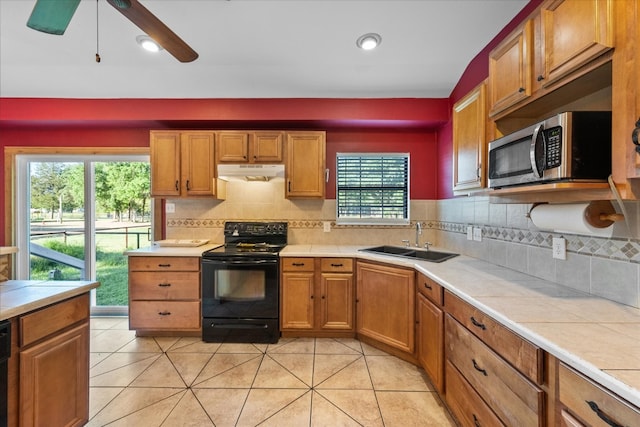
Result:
[20, 323, 89, 427]
[356, 262, 415, 354]
[488, 19, 533, 115]
[286, 131, 326, 198]
[453, 82, 487, 193]
[319, 273, 353, 331]
[150, 131, 181, 197]
[541, 0, 614, 86]
[218, 132, 249, 162]
[417, 293, 444, 393]
[252, 132, 283, 163]
[181, 132, 216, 196]
[281, 272, 315, 329]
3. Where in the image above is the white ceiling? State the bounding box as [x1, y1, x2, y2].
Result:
[0, 0, 528, 99]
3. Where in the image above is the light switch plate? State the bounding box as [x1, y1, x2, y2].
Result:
[165, 202, 175, 213]
[467, 226, 473, 241]
[473, 227, 482, 242]
[552, 237, 566, 260]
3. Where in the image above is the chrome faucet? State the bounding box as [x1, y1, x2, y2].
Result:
[415, 222, 422, 247]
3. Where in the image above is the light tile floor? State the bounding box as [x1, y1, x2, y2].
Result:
[88, 317, 456, 426]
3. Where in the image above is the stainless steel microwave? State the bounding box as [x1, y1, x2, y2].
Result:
[488, 111, 612, 189]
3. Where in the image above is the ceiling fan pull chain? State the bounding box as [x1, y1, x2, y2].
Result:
[95, 0, 101, 63]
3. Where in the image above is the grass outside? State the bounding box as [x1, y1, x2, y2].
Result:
[30, 223, 150, 306]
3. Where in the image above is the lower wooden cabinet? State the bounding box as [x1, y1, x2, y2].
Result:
[280, 257, 354, 336]
[416, 274, 444, 393]
[558, 362, 640, 427]
[128, 256, 201, 335]
[12, 294, 90, 427]
[356, 260, 415, 355]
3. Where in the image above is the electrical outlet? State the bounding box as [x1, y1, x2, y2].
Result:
[165, 202, 175, 213]
[323, 221, 331, 232]
[552, 237, 566, 260]
[467, 226, 473, 241]
[473, 227, 482, 242]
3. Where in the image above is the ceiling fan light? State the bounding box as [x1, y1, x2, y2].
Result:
[136, 35, 163, 52]
[356, 33, 381, 50]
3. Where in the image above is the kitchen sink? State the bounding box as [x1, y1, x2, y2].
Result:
[360, 245, 459, 263]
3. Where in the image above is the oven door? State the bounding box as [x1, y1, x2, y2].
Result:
[201, 257, 279, 319]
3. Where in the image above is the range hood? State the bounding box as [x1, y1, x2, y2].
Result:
[217, 164, 285, 182]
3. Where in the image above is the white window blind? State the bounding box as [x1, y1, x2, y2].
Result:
[336, 153, 409, 225]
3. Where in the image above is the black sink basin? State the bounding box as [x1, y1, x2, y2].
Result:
[360, 246, 459, 263]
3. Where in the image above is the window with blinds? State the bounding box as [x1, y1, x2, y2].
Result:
[336, 153, 410, 225]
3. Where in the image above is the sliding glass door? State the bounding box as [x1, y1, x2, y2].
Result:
[15, 155, 150, 314]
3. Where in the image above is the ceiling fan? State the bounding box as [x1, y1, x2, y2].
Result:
[26, 0, 199, 62]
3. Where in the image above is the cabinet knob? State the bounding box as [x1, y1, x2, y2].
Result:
[423, 282, 432, 290]
[470, 316, 486, 330]
[310, 295, 314, 299]
[175, 180, 179, 191]
[158, 283, 171, 287]
[158, 263, 171, 268]
[158, 311, 171, 316]
[537, 75, 544, 82]
[518, 87, 525, 93]
[586, 401, 624, 427]
[331, 263, 343, 267]
[292, 262, 305, 267]
[186, 180, 190, 191]
[632, 118, 640, 153]
[472, 359, 488, 376]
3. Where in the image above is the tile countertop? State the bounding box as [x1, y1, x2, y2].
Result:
[0, 280, 100, 320]
[125, 243, 222, 257]
[281, 244, 640, 409]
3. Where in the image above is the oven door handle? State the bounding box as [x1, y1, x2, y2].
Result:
[203, 258, 278, 266]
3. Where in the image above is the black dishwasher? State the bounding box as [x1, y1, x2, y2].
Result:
[0, 320, 10, 427]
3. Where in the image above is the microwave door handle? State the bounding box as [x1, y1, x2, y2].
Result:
[530, 123, 544, 178]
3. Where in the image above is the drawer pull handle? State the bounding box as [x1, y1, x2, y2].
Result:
[330, 263, 343, 267]
[586, 401, 623, 427]
[472, 359, 488, 376]
[470, 316, 486, 330]
[423, 282, 432, 290]
[158, 283, 171, 287]
[158, 311, 171, 316]
[472, 414, 481, 427]
[158, 264, 171, 268]
[292, 262, 305, 267]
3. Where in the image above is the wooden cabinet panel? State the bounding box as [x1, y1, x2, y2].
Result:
[356, 261, 415, 354]
[19, 294, 89, 347]
[281, 272, 315, 330]
[558, 363, 640, 426]
[445, 291, 542, 384]
[416, 292, 444, 393]
[445, 360, 505, 427]
[128, 271, 200, 300]
[217, 131, 283, 163]
[445, 315, 544, 427]
[217, 131, 249, 162]
[453, 82, 487, 193]
[252, 132, 283, 162]
[150, 131, 181, 197]
[489, 19, 533, 115]
[416, 272, 443, 306]
[129, 256, 200, 272]
[320, 258, 353, 273]
[20, 323, 89, 427]
[319, 273, 353, 330]
[285, 131, 326, 198]
[129, 301, 200, 330]
[181, 132, 216, 196]
[541, 0, 614, 86]
[281, 257, 314, 272]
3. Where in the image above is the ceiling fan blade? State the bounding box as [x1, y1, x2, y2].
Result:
[106, 0, 199, 63]
[26, 0, 82, 35]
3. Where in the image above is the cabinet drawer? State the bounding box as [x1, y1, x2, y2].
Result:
[445, 315, 543, 427]
[129, 301, 200, 330]
[320, 258, 353, 272]
[129, 271, 200, 300]
[282, 257, 314, 272]
[20, 294, 90, 347]
[445, 360, 505, 427]
[445, 291, 542, 384]
[558, 363, 640, 426]
[128, 256, 200, 272]
[416, 272, 443, 306]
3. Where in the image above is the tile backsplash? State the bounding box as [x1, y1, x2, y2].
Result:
[165, 180, 640, 308]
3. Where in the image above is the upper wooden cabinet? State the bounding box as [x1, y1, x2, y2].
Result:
[217, 131, 283, 163]
[488, 0, 614, 117]
[540, 0, 614, 87]
[150, 131, 222, 198]
[489, 19, 533, 116]
[453, 81, 487, 194]
[285, 131, 326, 198]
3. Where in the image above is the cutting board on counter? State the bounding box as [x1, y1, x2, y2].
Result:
[155, 239, 209, 247]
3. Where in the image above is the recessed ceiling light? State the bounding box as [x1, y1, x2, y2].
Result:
[356, 33, 381, 50]
[136, 35, 163, 53]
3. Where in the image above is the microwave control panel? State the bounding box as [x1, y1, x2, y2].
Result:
[545, 126, 562, 168]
